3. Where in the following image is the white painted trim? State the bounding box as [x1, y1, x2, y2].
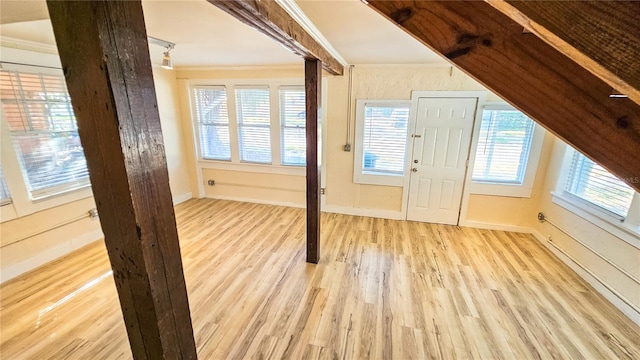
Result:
[199, 161, 305, 176]
[275, 0, 349, 67]
[531, 230, 640, 326]
[353, 99, 412, 187]
[1, 229, 104, 284]
[458, 220, 531, 233]
[551, 192, 640, 249]
[175, 64, 302, 73]
[466, 105, 546, 198]
[172, 192, 193, 205]
[0, 37, 59, 55]
[0, 203, 18, 223]
[322, 204, 404, 220]
[354, 63, 450, 69]
[205, 194, 304, 209]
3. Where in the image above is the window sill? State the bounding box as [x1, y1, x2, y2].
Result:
[468, 181, 532, 198]
[1, 203, 18, 223]
[353, 171, 404, 187]
[199, 160, 305, 176]
[551, 191, 640, 249]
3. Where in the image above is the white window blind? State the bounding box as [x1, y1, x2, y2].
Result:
[0, 168, 11, 206]
[362, 104, 410, 175]
[0, 68, 89, 198]
[279, 87, 305, 166]
[193, 86, 231, 161]
[472, 109, 535, 184]
[565, 152, 635, 218]
[235, 87, 271, 163]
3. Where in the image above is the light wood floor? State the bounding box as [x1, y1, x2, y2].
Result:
[1, 199, 639, 359]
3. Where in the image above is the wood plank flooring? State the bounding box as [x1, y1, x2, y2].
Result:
[1, 198, 639, 359]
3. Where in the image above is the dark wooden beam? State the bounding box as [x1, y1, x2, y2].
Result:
[488, 0, 640, 105]
[367, 0, 640, 192]
[206, 0, 344, 76]
[46, 1, 197, 359]
[305, 59, 321, 263]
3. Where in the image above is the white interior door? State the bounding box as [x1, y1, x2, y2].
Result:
[406, 97, 477, 224]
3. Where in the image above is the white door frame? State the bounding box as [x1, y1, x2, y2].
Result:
[400, 91, 487, 222]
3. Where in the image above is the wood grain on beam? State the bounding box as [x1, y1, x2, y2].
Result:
[46, 1, 198, 358]
[367, 0, 640, 192]
[207, 0, 343, 76]
[305, 59, 321, 264]
[487, 0, 640, 105]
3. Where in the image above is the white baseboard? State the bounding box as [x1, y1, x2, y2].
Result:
[531, 230, 640, 326]
[173, 192, 193, 205]
[322, 204, 405, 220]
[1, 229, 104, 284]
[458, 220, 531, 233]
[205, 194, 305, 209]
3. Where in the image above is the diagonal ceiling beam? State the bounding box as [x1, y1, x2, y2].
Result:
[207, 0, 344, 75]
[486, 0, 640, 105]
[366, 0, 640, 192]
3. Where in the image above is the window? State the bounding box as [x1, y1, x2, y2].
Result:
[565, 152, 635, 218]
[472, 108, 535, 184]
[0, 69, 89, 199]
[354, 100, 411, 186]
[0, 168, 11, 206]
[193, 86, 231, 161]
[235, 87, 271, 164]
[279, 87, 306, 166]
[190, 81, 310, 173]
[468, 104, 545, 198]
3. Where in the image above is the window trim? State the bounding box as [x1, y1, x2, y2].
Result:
[552, 143, 640, 248]
[187, 78, 310, 197]
[279, 85, 306, 167]
[235, 85, 273, 164]
[1, 66, 91, 201]
[353, 99, 412, 187]
[1, 86, 93, 222]
[192, 85, 232, 162]
[467, 102, 545, 198]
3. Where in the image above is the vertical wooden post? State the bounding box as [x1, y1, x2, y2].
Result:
[305, 59, 322, 264]
[46, 1, 197, 359]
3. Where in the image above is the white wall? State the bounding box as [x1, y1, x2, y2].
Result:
[0, 46, 192, 282]
[531, 138, 640, 324]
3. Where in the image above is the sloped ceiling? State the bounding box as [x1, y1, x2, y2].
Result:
[0, 0, 444, 67]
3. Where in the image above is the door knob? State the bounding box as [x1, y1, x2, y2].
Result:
[412, 168, 418, 172]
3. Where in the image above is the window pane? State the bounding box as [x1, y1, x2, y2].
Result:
[193, 87, 230, 160]
[280, 88, 305, 166]
[472, 109, 535, 184]
[0, 69, 89, 198]
[0, 168, 11, 205]
[565, 152, 635, 217]
[236, 88, 271, 163]
[362, 105, 410, 175]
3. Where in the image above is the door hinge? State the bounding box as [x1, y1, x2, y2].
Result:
[465, 160, 469, 168]
[321, 188, 326, 195]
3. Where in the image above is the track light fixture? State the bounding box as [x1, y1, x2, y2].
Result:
[148, 36, 176, 70]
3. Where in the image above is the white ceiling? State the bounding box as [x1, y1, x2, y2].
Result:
[0, 0, 445, 68]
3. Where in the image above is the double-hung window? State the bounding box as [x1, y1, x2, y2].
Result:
[354, 100, 411, 186]
[235, 87, 271, 164]
[279, 87, 306, 166]
[564, 152, 635, 218]
[469, 105, 544, 197]
[193, 86, 231, 161]
[553, 146, 640, 241]
[0, 68, 89, 199]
